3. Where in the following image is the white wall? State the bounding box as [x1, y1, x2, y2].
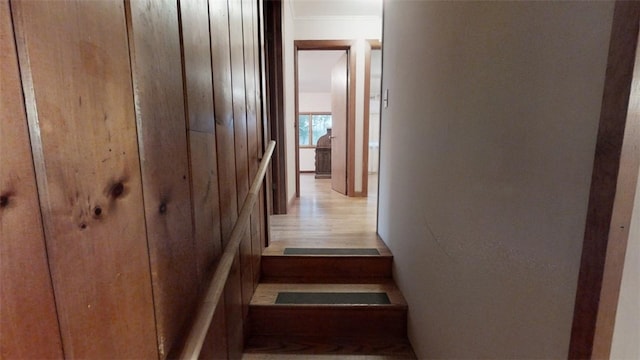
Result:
[377, 2, 614, 358]
[283, 0, 296, 204]
[294, 17, 381, 41]
[368, 111, 379, 173]
[282, 1, 382, 200]
[369, 49, 382, 173]
[299, 92, 331, 112]
[299, 149, 315, 172]
[353, 39, 366, 192]
[611, 163, 640, 359]
[299, 92, 331, 172]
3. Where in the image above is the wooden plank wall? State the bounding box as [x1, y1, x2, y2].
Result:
[228, 0, 256, 341]
[178, 0, 229, 358]
[11, 0, 159, 357]
[0, 1, 63, 357]
[243, 0, 267, 289]
[125, 0, 199, 357]
[263, 0, 287, 215]
[253, 0, 270, 256]
[1, 0, 268, 358]
[208, 0, 244, 358]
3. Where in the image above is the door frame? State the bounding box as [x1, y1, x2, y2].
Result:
[263, 0, 287, 214]
[294, 40, 357, 198]
[569, 2, 640, 358]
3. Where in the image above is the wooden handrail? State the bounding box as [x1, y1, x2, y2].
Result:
[179, 140, 276, 360]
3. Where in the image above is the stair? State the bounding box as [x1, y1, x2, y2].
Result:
[244, 246, 415, 359]
[261, 254, 393, 283]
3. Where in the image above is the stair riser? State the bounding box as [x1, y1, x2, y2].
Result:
[245, 335, 415, 356]
[249, 306, 407, 339]
[261, 256, 393, 282]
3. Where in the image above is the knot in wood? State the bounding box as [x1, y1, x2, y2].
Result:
[111, 183, 124, 198]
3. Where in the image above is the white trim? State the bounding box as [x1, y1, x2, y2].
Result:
[288, 0, 297, 20]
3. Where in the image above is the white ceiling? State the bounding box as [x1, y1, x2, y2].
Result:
[290, 0, 382, 19]
[298, 50, 346, 93]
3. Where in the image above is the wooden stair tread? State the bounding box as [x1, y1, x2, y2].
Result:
[282, 248, 382, 256]
[244, 335, 416, 358]
[250, 283, 407, 306]
[263, 254, 393, 258]
[262, 236, 393, 256]
[249, 283, 408, 339]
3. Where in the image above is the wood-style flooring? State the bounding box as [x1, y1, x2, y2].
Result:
[267, 174, 383, 253]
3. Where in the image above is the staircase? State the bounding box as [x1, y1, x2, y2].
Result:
[243, 244, 416, 359]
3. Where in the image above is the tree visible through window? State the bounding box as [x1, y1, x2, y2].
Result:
[299, 113, 332, 147]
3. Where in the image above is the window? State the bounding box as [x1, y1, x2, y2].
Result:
[298, 113, 332, 147]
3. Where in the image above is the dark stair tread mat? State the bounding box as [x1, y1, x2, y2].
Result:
[275, 292, 391, 305]
[283, 248, 380, 255]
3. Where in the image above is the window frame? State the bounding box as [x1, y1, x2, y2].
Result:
[298, 112, 332, 148]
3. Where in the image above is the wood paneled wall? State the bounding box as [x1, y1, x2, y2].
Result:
[126, 0, 199, 357]
[0, 1, 63, 357]
[1, 0, 267, 358]
[11, 0, 159, 357]
[179, 0, 228, 358]
[242, 0, 267, 293]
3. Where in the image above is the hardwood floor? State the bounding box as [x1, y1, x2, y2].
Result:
[267, 174, 382, 253]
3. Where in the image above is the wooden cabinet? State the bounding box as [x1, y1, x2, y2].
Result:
[315, 129, 332, 179]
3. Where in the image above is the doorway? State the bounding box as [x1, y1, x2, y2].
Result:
[296, 49, 349, 196]
[294, 41, 358, 199]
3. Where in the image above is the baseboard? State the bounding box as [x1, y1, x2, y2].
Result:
[287, 194, 296, 211]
